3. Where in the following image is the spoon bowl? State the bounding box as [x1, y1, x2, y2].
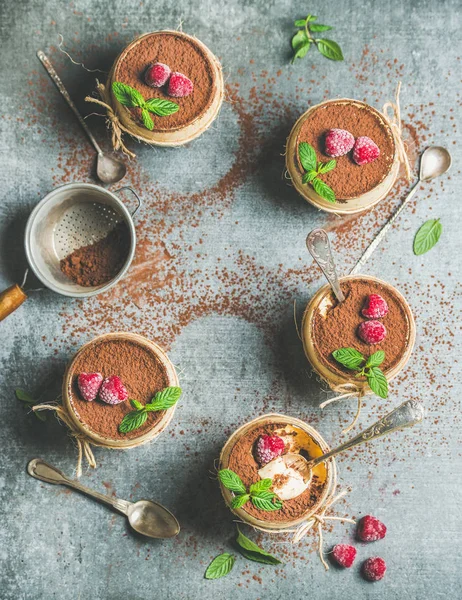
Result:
[419, 146, 452, 182]
[127, 500, 180, 539]
[96, 153, 127, 184]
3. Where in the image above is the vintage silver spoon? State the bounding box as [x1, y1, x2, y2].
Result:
[37, 51, 126, 184]
[350, 146, 451, 274]
[306, 228, 345, 302]
[27, 458, 180, 539]
[286, 399, 424, 487]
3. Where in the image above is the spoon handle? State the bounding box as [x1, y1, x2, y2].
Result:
[310, 400, 424, 467]
[350, 181, 420, 275]
[36, 51, 103, 156]
[27, 458, 130, 515]
[306, 229, 345, 303]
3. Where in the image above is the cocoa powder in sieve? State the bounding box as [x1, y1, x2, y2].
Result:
[312, 278, 411, 376]
[113, 32, 216, 131]
[68, 338, 169, 440]
[60, 223, 130, 287]
[227, 423, 327, 522]
[296, 101, 395, 200]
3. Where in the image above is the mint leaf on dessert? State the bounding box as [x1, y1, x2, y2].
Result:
[218, 469, 247, 495]
[130, 399, 143, 410]
[291, 15, 343, 63]
[119, 410, 148, 434]
[312, 177, 336, 203]
[141, 108, 154, 131]
[317, 159, 336, 174]
[366, 367, 388, 399]
[251, 492, 283, 512]
[333, 348, 365, 370]
[249, 479, 272, 494]
[147, 386, 182, 411]
[298, 142, 317, 171]
[205, 553, 235, 580]
[112, 82, 145, 108]
[144, 98, 179, 116]
[316, 39, 344, 61]
[365, 350, 385, 368]
[413, 219, 442, 255]
[235, 527, 282, 565]
[302, 170, 318, 184]
[231, 494, 250, 509]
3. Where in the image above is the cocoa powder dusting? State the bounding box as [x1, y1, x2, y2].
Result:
[114, 32, 216, 131]
[312, 279, 411, 376]
[68, 338, 169, 440]
[296, 101, 395, 199]
[227, 423, 326, 522]
[60, 223, 131, 287]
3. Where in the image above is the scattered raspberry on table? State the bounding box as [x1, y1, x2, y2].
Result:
[331, 544, 357, 568]
[362, 556, 387, 581]
[357, 515, 387, 542]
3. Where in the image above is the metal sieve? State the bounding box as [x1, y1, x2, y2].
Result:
[24, 183, 140, 297]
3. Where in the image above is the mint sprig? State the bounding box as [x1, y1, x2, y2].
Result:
[291, 14, 343, 63]
[15, 388, 47, 422]
[298, 142, 336, 203]
[332, 348, 389, 398]
[112, 82, 179, 131]
[118, 386, 182, 434]
[218, 469, 283, 512]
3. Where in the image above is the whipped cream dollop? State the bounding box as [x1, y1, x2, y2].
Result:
[258, 454, 310, 501]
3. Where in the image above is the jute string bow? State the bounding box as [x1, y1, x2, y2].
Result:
[382, 81, 412, 182]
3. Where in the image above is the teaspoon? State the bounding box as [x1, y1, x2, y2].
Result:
[27, 458, 180, 539]
[306, 228, 345, 303]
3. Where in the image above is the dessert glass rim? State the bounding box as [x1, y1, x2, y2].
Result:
[302, 274, 416, 392]
[63, 331, 179, 449]
[218, 412, 335, 530]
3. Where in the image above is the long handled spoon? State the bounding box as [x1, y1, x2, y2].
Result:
[27, 458, 180, 539]
[37, 51, 126, 184]
[350, 146, 451, 274]
[285, 399, 424, 486]
[306, 228, 345, 303]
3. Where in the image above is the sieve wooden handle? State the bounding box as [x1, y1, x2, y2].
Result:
[0, 284, 27, 322]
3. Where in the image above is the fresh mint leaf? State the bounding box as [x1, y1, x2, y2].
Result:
[291, 30, 309, 51]
[130, 399, 143, 410]
[294, 19, 307, 26]
[231, 494, 250, 509]
[205, 553, 235, 579]
[112, 82, 145, 108]
[413, 219, 442, 255]
[298, 142, 317, 172]
[333, 348, 365, 370]
[310, 24, 332, 32]
[306, 15, 317, 22]
[251, 491, 283, 511]
[365, 351, 385, 368]
[141, 108, 154, 131]
[292, 41, 311, 62]
[218, 469, 247, 495]
[367, 367, 388, 399]
[317, 159, 337, 174]
[15, 389, 35, 404]
[302, 170, 318, 184]
[236, 527, 282, 564]
[312, 177, 336, 203]
[249, 479, 272, 494]
[146, 386, 182, 411]
[144, 98, 179, 117]
[119, 410, 148, 434]
[316, 39, 344, 61]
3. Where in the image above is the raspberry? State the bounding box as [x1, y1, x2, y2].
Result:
[357, 515, 387, 542]
[362, 557, 387, 581]
[362, 294, 389, 319]
[353, 136, 380, 165]
[167, 72, 194, 97]
[144, 62, 171, 87]
[255, 435, 285, 465]
[77, 373, 103, 402]
[358, 320, 387, 345]
[331, 544, 357, 568]
[99, 375, 128, 405]
[325, 128, 355, 157]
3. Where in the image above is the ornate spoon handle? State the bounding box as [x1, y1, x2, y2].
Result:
[310, 400, 424, 467]
[306, 229, 345, 302]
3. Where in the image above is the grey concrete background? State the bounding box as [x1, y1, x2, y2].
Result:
[0, 0, 461, 598]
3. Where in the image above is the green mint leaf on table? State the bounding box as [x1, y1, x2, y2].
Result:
[119, 410, 148, 434]
[298, 142, 317, 171]
[294, 19, 307, 26]
[413, 219, 442, 255]
[249, 479, 272, 494]
[310, 24, 333, 32]
[15, 389, 35, 404]
[312, 177, 336, 203]
[317, 159, 336, 174]
[316, 39, 344, 61]
[141, 108, 154, 131]
[366, 367, 389, 399]
[365, 350, 385, 368]
[332, 348, 365, 370]
[144, 98, 179, 116]
[205, 553, 235, 580]
[291, 14, 343, 63]
[112, 82, 145, 108]
[218, 469, 247, 495]
[231, 494, 250, 509]
[146, 386, 182, 411]
[235, 527, 282, 564]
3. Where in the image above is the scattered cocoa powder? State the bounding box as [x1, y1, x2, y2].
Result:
[312, 278, 411, 376]
[227, 423, 327, 523]
[60, 223, 130, 287]
[113, 32, 216, 131]
[295, 101, 395, 200]
[68, 338, 169, 440]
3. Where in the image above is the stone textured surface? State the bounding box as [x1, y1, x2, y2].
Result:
[0, 0, 461, 598]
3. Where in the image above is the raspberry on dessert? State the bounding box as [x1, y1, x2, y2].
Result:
[358, 320, 387, 345]
[77, 372, 103, 402]
[353, 136, 380, 165]
[167, 72, 194, 97]
[362, 557, 387, 581]
[99, 375, 129, 405]
[362, 294, 389, 319]
[331, 544, 357, 568]
[144, 62, 171, 88]
[357, 515, 387, 542]
[325, 128, 355, 157]
[255, 435, 285, 465]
